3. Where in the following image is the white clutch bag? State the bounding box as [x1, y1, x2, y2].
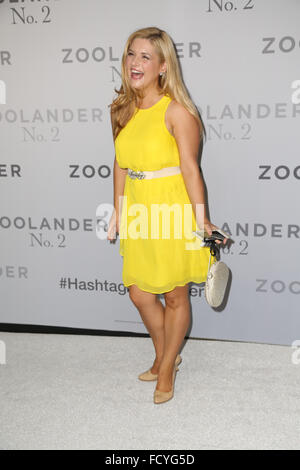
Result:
[204, 242, 230, 308]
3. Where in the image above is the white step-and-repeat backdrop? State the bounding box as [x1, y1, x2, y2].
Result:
[0, 0, 299, 346]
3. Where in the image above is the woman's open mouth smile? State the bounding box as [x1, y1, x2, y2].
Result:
[130, 69, 144, 80]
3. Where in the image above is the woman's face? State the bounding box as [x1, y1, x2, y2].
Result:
[125, 37, 165, 94]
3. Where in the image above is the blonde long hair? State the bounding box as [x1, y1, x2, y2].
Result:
[109, 26, 206, 142]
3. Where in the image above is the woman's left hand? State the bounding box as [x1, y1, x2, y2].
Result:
[203, 219, 228, 245]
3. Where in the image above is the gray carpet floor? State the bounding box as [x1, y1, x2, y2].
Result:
[0, 332, 299, 450]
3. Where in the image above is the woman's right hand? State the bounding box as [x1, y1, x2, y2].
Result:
[107, 210, 119, 242]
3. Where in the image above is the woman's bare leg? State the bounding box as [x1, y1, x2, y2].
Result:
[157, 284, 190, 392]
[129, 284, 165, 374]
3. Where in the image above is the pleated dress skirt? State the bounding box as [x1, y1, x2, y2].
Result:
[119, 171, 216, 294]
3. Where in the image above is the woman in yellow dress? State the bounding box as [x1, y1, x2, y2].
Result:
[107, 27, 228, 404]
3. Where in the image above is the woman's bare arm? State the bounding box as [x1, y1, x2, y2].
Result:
[108, 110, 128, 240]
[170, 101, 227, 244]
[113, 157, 127, 221]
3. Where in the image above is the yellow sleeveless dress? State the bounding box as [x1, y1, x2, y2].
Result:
[114, 93, 216, 294]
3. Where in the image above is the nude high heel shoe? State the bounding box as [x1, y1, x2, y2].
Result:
[138, 354, 182, 381]
[153, 361, 178, 404]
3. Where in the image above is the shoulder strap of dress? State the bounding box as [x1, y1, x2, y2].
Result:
[160, 94, 172, 112]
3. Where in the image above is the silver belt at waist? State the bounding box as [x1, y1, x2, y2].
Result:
[128, 166, 181, 180]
